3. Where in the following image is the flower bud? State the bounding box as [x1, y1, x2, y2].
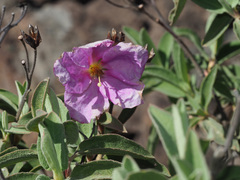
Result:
[21, 24, 41, 49]
[107, 28, 125, 43]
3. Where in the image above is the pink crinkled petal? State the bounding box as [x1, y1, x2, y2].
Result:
[54, 52, 91, 94]
[101, 75, 144, 108]
[102, 42, 148, 83]
[73, 39, 114, 65]
[64, 80, 109, 123]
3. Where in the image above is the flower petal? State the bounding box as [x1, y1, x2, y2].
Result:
[64, 80, 109, 123]
[101, 75, 144, 108]
[102, 42, 148, 83]
[73, 39, 114, 65]
[54, 52, 91, 94]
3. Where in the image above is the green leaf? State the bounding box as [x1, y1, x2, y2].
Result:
[18, 111, 32, 126]
[147, 126, 158, 155]
[158, 32, 174, 68]
[58, 97, 70, 122]
[99, 112, 127, 133]
[63, 120, 79, 145]
[10, 162, 25, 175]
[38, 123, 61, 173]
[118, 107, 137, 124]
[153, 81, 186, 98]
[112, 156, 140, 180]
[31, 78, 50, 117]
[228, 0, 239, 8]
[122, 26, 141, 45]
[25, 110, 48, 132]
[216, 166, 240, 180]
[0, 147, 18, 157]
[172, 43, 189, 83]
[78, 120, 94, 140]
[45, 88, 60, 116]
[139, 28, 161, 65]
[191, 0, 225, 13]
[0, 89, 18, 114]
[15, 81, 29, 116]
[200, 65, 218, 111]
[127, 169, 168, 180]
[142, 66, 189, 93]
[37, 135, 50, 170]
[172, 102, 188, 158]
[203, 13, 233, 46]
[148, 105, 178, 158]
[5, 126, 30, 134]
[217, 41, 240, 64]
[43, 112, 68, 171]
[35, 174, 51, 180]
[201, 118, 225, 145]
[233, 18, 240, 40]
[169, 0, 186, 25]
[5, 172, 39, 180]
[0, 149, 38, 168]
[218, 0, 235, 15]
[70, 160, 121, 180]
[174, 28, 209, 60]
[2, 110, 8, 131]
[79, 134, 170, 176]
[184, 131, 211, 180]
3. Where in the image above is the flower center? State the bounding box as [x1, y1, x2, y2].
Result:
[89, 62, 104, 87]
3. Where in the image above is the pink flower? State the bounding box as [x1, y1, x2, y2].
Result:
[54, 39, 148, 123]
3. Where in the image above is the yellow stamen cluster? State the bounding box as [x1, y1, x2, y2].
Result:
[89, 62, 104, 87]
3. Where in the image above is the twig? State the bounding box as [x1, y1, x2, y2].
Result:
[0, 5, 27, 45]
[140, 5, 204, 79]
[211, 90, 240, 177]
[19, 36, 30, 72]
[16, 49, 37, 121]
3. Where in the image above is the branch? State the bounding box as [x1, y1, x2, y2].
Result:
[0, 5, 27, 45]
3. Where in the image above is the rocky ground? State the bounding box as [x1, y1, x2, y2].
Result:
[0, 0, 209, 164]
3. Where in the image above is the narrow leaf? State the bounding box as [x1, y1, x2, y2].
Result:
[122, 26, 141, 45]
[172, 43, 189, 83]
[99, 112, 127, 133]
[63, 120, 79, 145]
[184, 131, 211, 180]
[0, 89, 18, 114]
[0, 149, 38, 168]
[25, 110, 48, 132]
[128, 169, 168, 180]
[139, 28, 161, 65]
[37, 135, 50, 170]
[15, 81, 29, 116]
[158, 32, 174, 68]
[217, 41, 240, 64]
[31, 78, 49, 117]
[38, 123, 61, 173]
[200, 65, 218, 111]
[44, 88, 60, 115]
[118, 107, 137, 124]
[233, 18, 240, 40]
[169, 0, 186, 25]
[148, 105, 178, 157]
[70, 160, 121, 180]
[191, 0, 225, 13]
[142, 66, 189, 93]
[44, 112, 68, 171]
[79, 134, 170, 176]
[203, 13, 232, 46]
[5, 172, 39, 180]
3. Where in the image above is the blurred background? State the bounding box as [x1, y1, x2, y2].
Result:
[0, 0, 209, 165]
